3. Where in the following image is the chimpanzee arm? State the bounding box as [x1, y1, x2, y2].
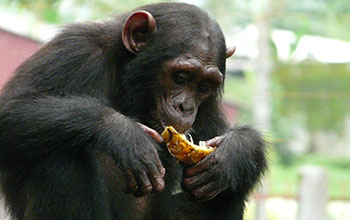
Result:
[0, 23, 115, 166]
[0, 22, 165, 196]
[182, 104, 268, 219]
[0, 96, 112, 165]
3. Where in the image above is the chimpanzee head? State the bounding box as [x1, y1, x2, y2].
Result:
[119, 3, 235, 133]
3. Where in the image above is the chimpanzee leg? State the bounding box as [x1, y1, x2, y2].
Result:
[3, 153, 111, 220]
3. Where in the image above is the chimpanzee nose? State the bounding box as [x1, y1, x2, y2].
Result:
[174, 100, 195, 117]
[166, 92, 198, 133]
[167, 99, 197, 133]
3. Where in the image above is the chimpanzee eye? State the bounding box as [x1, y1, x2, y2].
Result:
[172, 72, 191, 85]
[198, 81, 214, 93]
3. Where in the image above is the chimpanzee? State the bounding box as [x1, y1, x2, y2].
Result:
[0, 2, 267, 220]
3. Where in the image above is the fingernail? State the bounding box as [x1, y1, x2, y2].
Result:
[155, 136, 164, 143]
[155, 180, 165, 192]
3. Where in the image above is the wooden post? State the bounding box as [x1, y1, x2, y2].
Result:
[253, 0, 272, 218]
[298, 166, 329, 220]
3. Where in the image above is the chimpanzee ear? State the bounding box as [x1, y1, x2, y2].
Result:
[122, 10, 157, 54]
[226, 46, 236, 59]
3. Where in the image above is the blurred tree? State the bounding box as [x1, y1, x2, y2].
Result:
[274, 0, 350, 41]
[272, 63, 350, 134]
[2, 0, 60, 23]
[1, 0, 167, 23]
[2, 0, 349, 41]
[202, 0, 350, 42]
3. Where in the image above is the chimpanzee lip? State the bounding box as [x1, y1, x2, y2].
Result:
[160, 119, 168, 129]
[160, 119, 190, 134]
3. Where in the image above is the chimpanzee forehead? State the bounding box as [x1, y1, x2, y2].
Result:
[156, 13, 224, 55]
[138, 3, 218, 36]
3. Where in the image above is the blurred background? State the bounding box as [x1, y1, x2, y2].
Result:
[0, 0, 349, 219]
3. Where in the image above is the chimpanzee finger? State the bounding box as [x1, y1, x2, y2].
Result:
[138, 122, 164, 143]
[146, 163, 165, 192]
[184, 155, 217, 177]
[134, 170, 153, 197]
[182, 169, 214, 191]
[189, 182, 217, 200]
[200, 188, 222, 202]
[153, 152, 166, 178]
[123, 170, 139, 195]
[205, 135, 224, 147]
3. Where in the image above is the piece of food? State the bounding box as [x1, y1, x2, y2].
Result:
[161, 126, 215, 164]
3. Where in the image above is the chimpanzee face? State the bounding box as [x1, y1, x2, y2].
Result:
[122, 10, 234, 133]
[156, 54, 223, 133]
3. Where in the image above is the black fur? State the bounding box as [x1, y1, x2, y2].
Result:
[0, 3, 267, 220]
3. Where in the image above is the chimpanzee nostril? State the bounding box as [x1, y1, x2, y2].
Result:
[171, 93, 196, 117]
[176, 102, 195, 117]
[173, 102, 192, 116]
[168, 99, 197, 133]
[179, 104, 185, 113]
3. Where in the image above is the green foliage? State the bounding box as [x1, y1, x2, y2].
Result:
[0, 0, 169, 23]
[202, 0, 350, 41]
[224, 63, 350, 165]
[272, 63, 350, 133]
[83, 0, 166, 20]
[203, 0, 252, 30]
[223, 72, 255, 124]
[269, 77, 297, 165]
[2, 0, 349, 41]
[1, 0, 60, 23]
[269, 153, 350, 200]
[273, 0, 350, 41]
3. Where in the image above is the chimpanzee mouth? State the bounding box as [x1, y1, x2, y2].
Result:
[159, 119, 193, 136]
[160, 119, 168, 130]
[146, 119, 167, 135]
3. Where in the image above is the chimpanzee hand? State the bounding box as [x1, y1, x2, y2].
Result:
[181, 133, 233, 201]
[115, 122, 166, 197]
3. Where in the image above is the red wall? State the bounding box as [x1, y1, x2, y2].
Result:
[0, 29, 41, 89]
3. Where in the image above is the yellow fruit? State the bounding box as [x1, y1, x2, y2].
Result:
[161, 126, 215, 164]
